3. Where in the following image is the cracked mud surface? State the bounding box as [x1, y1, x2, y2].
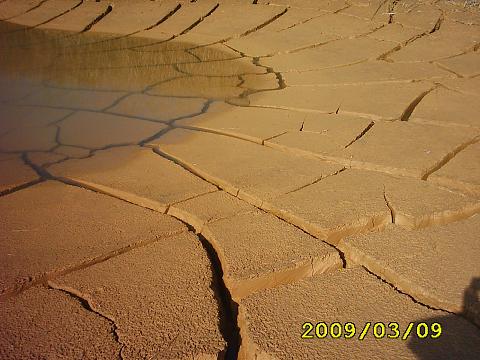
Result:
[0, 0, 479, 359]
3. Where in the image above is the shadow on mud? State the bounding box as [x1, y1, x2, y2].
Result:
[408, 277, 480, 360]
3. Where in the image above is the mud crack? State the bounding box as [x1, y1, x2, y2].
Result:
[344, 121, 375, 148]
[3, 0, 49, 21]
[429, 12, 444, 34]
[383, 188, 396, 224]
[81, 4, 113, 33]
[47, 281, 125, 360]
[387, 0, 399, 24]
[421, 137, 480, 180]
[196, 232, 240, 359]
[144, 3, 182, 31]
[400, 86, 437, 122]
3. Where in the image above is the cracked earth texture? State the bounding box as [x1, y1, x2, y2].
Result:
[0, 0, 479, 359]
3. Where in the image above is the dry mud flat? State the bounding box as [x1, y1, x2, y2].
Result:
[0, 0, 480, 359]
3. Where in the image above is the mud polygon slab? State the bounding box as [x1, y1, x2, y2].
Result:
[0, 105, 70, 134]
[266, 114, 373, 154]
[50, 146, 216, 209]
[284, 61, 451, 86]
[11, 0, 80, 27]
[205, 209, 341, 298]
[429, 142, 480, 197]
[54, 145, 90, 158]
[383, 176, 479, 228]
[240, 266, 480, 359]
[336, 121, 475, 178]
[58, 111, 166, 149]
[176, 102, 305, 143]
[169, 190, 254, 231]
[0, 155, 38, 193]
[226, 25, 339, 57]
[0, 181, 185, 295]
[0, 286, 121, 359]
[367, 23, 424, 44]
[0, 125, 57, 152]
[54, 232, 226, 359]
[411, 87, 480, 128]
[389, 22, 479, 62]
[107, 94, 206, 123]
[86, 1, 179, 35]
[27, 151, 65, 167]
[341, 3, 390, 22]
[132, 0, 220, 39]
[177, 58, 265, 76]
[340, 215, 480, 321]
[249, 82, 432, 120]
[38, 1, 107, 32]
[261, 37, 396, 72]
[241, 73, 278, 90]
[436, 51, 480, 77]
[151, 128, 342, 203]
[21, 87, 126, 111]
[440, 76, 480, 97]
[0, 1, 43, 20]
[147, 75, 243, 99]
[254, 7, 329, 31]
[183, 3, 284, 38]
[263, 169, 391, 244]
[394, 4, 442, 30]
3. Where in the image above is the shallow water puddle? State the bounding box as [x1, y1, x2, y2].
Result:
[0, 20, 263, 155]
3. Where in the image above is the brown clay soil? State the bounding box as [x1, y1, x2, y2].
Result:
[0, 0, 479, 359]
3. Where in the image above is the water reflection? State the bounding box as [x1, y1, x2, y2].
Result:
[0, 20, 256, 96]
[0, 20, 264, 159]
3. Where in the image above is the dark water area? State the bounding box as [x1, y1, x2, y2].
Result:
[0, 20, 264, 157]
[0, 20, 257, 97]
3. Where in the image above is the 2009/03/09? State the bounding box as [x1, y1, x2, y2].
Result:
[301, 321, 442, 340]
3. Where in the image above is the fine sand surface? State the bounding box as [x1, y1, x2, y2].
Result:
[0, 0, 479, 359]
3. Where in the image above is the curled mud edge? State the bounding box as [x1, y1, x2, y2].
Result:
[3, 157, 478, 357]
[6, 141, 480, 297]
[337, 239, 480, 328]
[0, 225, 185, 301]
[428, 175, 480, 198]
[4, 166, 346, 358]
[383, 190, 480, 230]
[169, 203, 343, 301]
[146, 147, 480, 326]
[46, 281, 125, 359]
[36, 169, 476, 355]
[57, 182, 343, 359]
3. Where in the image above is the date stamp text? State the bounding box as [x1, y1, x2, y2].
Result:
[301, 322, 442, 340]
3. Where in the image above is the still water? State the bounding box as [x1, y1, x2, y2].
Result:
[0, 20, 264, 155]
